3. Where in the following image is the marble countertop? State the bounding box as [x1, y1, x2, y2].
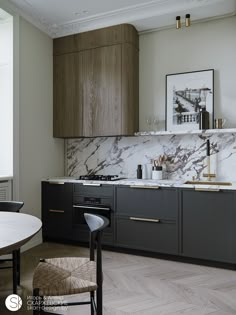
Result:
[44, 177, 236, 190]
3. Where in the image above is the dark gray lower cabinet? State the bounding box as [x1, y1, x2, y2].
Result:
[115, 186, 179, 255]
[182, 189, 236, 263]
[116, 216, 178, 254]
[42, 182, 73, 240]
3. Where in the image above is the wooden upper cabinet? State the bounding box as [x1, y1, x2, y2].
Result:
[53, 53, 83, 137]
[53, 24, 139, 138]
[54, 24, 139, 55]
[80, 45, 122, 137]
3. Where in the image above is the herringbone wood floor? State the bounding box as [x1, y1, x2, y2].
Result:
[1, 242, 236, 314]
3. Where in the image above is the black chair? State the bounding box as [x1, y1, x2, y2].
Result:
[0, 201, 24, 293]
[33, 213, 109, 315]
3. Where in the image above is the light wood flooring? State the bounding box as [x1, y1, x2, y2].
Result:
[1, 242, 236, 314]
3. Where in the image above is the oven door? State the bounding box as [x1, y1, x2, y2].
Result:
[72, 203, 113, 244]
[73, 204, 111, 226]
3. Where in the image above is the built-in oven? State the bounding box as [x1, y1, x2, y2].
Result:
[72, 184, 114, 245]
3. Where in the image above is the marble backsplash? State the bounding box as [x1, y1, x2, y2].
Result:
[66, 132, 236, 181]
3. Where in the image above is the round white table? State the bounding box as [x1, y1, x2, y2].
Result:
[0, 212, 42, 256]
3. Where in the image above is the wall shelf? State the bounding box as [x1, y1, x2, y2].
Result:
[135, 128, 236, 137]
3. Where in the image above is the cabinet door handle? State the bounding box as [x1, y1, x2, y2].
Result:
[83, 183, 101, 187]
[48, 182, 64, 185]
[73, 205, 110, 211]
[129, 185, 160, 189]
[195, 188, 220, 192]
[130, 217, 160, 223]
[49, 209, 65, 213]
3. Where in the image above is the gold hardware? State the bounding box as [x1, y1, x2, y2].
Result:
[48, 181, 64, 185]
[49, 209, 65, 213]
[130, 217, 160, 223]
[185, 14, 191, 27]
[176, 16, 181, 29]
[130, 185, 160, 189]
[185, 181, 232, 186]
[195, 188, 220, 192]
[203, 154, 216, 181]
[203, 173, 216, 178]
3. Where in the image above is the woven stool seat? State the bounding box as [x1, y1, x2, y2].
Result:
[33, 257, 97, 296]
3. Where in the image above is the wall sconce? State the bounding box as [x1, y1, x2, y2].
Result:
[176, 16, 181, 29]
[185, 14, 191, 27]
[176, 14, 191, 29]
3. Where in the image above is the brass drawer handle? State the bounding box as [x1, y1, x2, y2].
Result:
[195, 188, 220, 192]
[129, 185, 160, 189]
[49, 209, 65, 213]
[48, 182, 64, 185]
[130, 217, 160, 223]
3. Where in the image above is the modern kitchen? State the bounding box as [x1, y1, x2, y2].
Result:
[0, 0, 236, 314]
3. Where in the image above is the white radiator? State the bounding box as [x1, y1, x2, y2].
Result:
[0, 180, 12, 200]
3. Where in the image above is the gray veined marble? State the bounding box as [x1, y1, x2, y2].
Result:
[66, 133, 236, 182]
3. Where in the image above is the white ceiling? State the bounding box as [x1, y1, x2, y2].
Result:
[6, 0, 236, 38]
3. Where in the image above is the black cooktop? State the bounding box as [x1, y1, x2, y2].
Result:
[79, 175, 125, 181]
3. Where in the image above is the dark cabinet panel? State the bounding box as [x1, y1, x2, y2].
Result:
[116, 186, 178, 220]
[42, 182, 73, 240]
[182, 189, 235, 263]
[116, 217, 178, 254]
[115, 186, 179, 255]
[74, 184, 113, 198]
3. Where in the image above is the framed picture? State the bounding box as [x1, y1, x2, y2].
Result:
[165, 69, 214, 131]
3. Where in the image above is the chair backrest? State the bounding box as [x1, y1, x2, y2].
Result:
[0, 201, 24, 213]
[84, 213, 109, 288]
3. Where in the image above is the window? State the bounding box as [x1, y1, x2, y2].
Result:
[0, 9, 13, 177]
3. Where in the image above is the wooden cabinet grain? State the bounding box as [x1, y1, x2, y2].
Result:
[53, 24, 139, 138]
[53, 54, 83, 137]
[80, 45, 122, 137]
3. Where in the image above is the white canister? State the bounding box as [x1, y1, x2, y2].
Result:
[152, 166, 163, 180]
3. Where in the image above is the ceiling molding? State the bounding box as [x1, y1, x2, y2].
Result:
[139, 11, 236, 35]
[7, 0, 236, 38]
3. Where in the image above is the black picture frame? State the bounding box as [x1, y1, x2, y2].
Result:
[165, 69, 214, 131]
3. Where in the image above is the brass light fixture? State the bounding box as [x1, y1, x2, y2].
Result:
[176, 16, 181, 29]
[185, 14, 191, 27]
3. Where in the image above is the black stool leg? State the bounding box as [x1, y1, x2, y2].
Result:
[97, 285, 103, 315]
[17, 249, 21, 285]
[90, 291, 95, 315]
[12, 250, 18, 294]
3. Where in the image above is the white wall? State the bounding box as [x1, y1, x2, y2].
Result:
[139, 16, 236, 131]
[19, 18, 64, 249]
[0, 17, 13, 176]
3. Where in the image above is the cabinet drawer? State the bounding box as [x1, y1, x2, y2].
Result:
[116, 216, 178, 254]
[74, 184, 113, 198]
[116, 186, 178, 219]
